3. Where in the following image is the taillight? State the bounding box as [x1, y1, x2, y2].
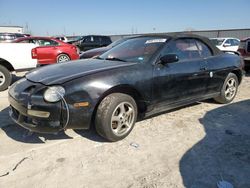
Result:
[31, 48, 37, 59]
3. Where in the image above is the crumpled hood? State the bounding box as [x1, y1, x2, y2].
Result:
[26, 59, 136, 85]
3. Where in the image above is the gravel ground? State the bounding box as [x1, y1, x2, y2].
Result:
[0, 73, 250, 188]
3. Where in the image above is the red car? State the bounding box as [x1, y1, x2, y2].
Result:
[13, 37, 79, 65]
[238, 37, 250, 71]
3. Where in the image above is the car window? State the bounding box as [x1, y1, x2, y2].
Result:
[101, 36, 112, 44]
[85, 36, 94, 43]
[93, 36, 100, 43]
[195, 40, 213, 58]
[37, 39, 58, 46]
[161, 39, 201, 61]
[233, 39, 240, 46]
[225, 39, 233, 46]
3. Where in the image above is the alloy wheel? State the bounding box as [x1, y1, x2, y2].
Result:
[225, 78, 237, 100]
[57, 54, 70, 63]
[111, 102, 135, 137]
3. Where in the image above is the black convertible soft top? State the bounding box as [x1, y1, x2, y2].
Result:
[131, 33, 222, 56]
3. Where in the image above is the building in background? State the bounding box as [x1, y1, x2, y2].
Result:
[0, 26, 23, 33]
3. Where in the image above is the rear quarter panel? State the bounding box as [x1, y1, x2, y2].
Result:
[0, 43, 38, 70]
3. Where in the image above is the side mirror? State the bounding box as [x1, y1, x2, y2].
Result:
[160, 54, 179, 64]
[223, 43, 231, 47]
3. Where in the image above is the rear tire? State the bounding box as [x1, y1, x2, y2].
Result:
[95, 93, 138, 142]
[214, 73, 238, 104]
[57, 54, 70, 63]
[0, 65, 12, 91]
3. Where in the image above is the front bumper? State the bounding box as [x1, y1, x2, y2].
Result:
[9, 95, 62, 133]
[8, 78, 93, 133]
[8, 79, 64, 133]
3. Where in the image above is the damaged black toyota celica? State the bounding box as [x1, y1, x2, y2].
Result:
[8, 34, 244, 141]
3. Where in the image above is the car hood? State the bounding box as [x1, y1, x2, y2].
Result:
[26, 59, 137, 85]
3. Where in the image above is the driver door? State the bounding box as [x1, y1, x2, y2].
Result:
[152, 39, 209, 108]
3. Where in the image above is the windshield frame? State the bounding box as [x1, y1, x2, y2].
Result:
[99, 36, 169, 64]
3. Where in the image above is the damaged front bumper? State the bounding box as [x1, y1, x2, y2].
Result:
[8, 78, 65, 133]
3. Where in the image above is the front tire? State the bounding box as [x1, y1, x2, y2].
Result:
[0, 65, 12, 91]
[57, 54, 70, 63]
[214, 73, 238, 104]
[95, 93, 138, 142]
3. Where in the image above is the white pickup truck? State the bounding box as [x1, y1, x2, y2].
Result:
[0, 43, 37, 91]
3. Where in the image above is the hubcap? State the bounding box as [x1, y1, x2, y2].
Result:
[225, 78, 237, 100]
[58, 55, 70, 63]
[111, 102, 135, 136]
[0, 72, 5, 86]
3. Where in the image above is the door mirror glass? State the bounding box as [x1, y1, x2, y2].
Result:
[160, 54, 179, 64]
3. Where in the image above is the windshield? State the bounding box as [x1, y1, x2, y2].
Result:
[99, 37, 167, 63]
[210, 38, 225, 46]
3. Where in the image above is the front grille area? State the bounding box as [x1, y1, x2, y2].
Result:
[10, 105, 37, 127]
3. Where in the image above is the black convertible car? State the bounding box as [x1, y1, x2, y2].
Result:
[8, 34, 244, 141]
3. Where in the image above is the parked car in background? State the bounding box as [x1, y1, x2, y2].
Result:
[65, 36, 82, 43]
[13, 37, 79, 65]
[55, 36, 68, 43]
[0, 33, 27, 43]
[9, 34, 244, 141]
[238, 37, 250, 71]
[0, 43, 37, 91]
[80, 37, 129, 59]
[70, 35, 112, 52]
[210, 37, 240, 52]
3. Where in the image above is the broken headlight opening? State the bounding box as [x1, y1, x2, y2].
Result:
[43, 86, 65, 103]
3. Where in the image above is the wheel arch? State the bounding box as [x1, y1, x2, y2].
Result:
[0, 58, 15, 72]
[231, 69, 242, 84]
[90, 84, 147, 126]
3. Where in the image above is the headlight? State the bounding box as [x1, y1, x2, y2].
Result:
[44, 86, 65, 102]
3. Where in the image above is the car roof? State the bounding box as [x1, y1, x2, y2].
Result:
[128, 33, 222, 55]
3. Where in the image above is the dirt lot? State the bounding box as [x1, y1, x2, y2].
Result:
[0, 74, 250, 188]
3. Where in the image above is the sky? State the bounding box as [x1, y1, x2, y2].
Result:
[0, 0, 250, 36]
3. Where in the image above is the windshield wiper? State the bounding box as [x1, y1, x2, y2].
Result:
[105, 57, 127, 62]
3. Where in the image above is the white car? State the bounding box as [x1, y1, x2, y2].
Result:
[210, 37, 240, 52]
[0, 43, 38, 91]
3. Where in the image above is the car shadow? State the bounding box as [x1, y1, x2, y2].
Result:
[0, 107, 107, 143]
[180, 100, 250, 188]
[74, 127, 107, 143]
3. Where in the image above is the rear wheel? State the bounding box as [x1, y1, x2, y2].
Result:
[0, 65, 12, 91]
[57, 54, 70, 63]
[95, 93, 138, 142]
[214, 73, 238, 104]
